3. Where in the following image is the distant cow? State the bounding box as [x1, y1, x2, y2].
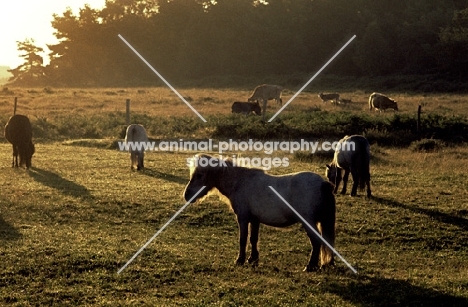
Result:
[339, 98, 352, 104]
[231, 101, 261, 116]
[369, 92, 398, 112]
[4, 114, 35, 169]
[248, 84, 283, 120]
[124, 124, 148, 170]
[318, 92, 340, 104]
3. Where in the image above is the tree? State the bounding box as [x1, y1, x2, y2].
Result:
[8, 39, 46, 86]
[439, 7, 468, 77]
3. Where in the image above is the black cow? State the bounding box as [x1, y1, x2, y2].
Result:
[231, 101, 261, 116]
[4, 115, 35, 169]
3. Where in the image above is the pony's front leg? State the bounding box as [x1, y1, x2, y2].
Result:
[248, 220, 260, 264]
[366, 181, 372, 198]
[236, 217, 249, 265]
[341, 169, 350, 195]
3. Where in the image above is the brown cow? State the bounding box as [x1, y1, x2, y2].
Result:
[318, 92, 340, 104]
[248, 84, 283, 120]
[4, 114, 35, 169]
[369, 92, 398, 112]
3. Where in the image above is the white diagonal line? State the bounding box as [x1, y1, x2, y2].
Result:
[268, 186, 357, 274]
[118, 34, 207, 123]
[117, 186, 206, 274]
[268, 35, 356, 122]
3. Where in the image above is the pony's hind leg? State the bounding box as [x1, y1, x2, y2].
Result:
[12, 146, 18, 167]
[137, 152, 144, 170]
[248, 219, 260, 264]
[304, 224, 321, 272]
[130, 152, 136, 170]
[341, 169, 350, 195]
[350, 169, 359, 196]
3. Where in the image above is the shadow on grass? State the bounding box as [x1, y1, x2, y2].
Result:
[141, 168, 187, 185]
[0, 215, 21, 241]
[28, 167, 93, 199]
[324, 274, 468, 307]
[372, 196, 468, 231]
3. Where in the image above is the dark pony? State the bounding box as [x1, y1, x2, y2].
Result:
[4, 114, 35, 169]
[326, 135, 371, 197]
[184, 154, 336, 272]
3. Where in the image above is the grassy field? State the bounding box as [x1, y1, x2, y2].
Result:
[2, 87, 468, 121]
[0, 87, 468, 306]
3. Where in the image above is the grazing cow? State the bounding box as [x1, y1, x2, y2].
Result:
[339, 98, 352, 104]
[4, 114, 35, 169]
[124, 124, 148, 170]
[318, 92, 340, 104]
[369, 92, 398, 112]
[248, 84, 283, 120]
[231, 101, 261, 116]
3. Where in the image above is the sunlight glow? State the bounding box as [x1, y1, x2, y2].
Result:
[0, 0, 105, 68]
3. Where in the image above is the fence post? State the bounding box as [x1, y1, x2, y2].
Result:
[13, 97, 17, 115]
[417, 104, 422, 139]
[126, 99, 131, 125]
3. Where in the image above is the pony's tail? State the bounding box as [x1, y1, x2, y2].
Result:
[319, 181, 336, 266]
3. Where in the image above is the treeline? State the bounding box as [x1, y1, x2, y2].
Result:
[7, 0, 468, 89]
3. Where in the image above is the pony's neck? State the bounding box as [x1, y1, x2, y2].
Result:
[212, 165, 248, 200]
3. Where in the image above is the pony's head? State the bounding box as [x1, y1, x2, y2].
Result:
[184, 154, 232, 203]
[325, 163, 341, 192]
[20, 141, 35, 169]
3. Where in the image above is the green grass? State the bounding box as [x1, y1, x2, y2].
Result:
[1, 143, 467, 306]
[1, 87, 467, 146]
[1, 87, 467, 305]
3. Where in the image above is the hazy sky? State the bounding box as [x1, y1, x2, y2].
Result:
[0, 0, 106, 68]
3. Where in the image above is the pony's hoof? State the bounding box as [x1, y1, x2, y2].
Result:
[303, 265, 319, 272]
[248, 257, 259, 265]
[235, 257, 245, 266]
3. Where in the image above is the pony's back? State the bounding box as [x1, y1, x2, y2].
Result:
[124, 124, 148, 170]
[334, 135, 371, 192]
[125, 124, 148, 146]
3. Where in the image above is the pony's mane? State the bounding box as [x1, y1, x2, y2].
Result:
[189, 153, 233, 175]
[188, 153, 264, 208]
[190, 153, 266, 174]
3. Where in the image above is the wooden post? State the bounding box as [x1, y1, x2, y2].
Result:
[13, 97, 17, 115]
[417, 105, 422, 139]
[126, 99, 131, 125]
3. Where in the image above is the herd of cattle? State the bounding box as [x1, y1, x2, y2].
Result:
[3, 85, 398, 170]
[232, 84, 399, 116]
